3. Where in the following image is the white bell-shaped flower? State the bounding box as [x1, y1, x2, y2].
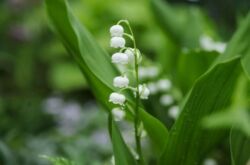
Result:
[125, 48, 135, 63]
[110, 37, 125, 48]
[160, 94, 174, 106]
[157, 79, 172, 91]
[168, 105, 180, 119]
[110, 25, 124, 37]
[124, 48, 141, 63]
[111, 53, 129, 64]
[199, 35, 226, 53]
[138, 67, 147, 79]
[138, 84, 150, 99]
[203, 158, 217, 165]
[109, 92, 126, 105]
[147, 66, 159, 78]
[113, 76, 129, 88]
[147, 82, 158, 94]
[112, 107, 125, 121]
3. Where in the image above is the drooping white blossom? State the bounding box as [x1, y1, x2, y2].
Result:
[111, 52, 129, 64]
[168, 105, 180, 119]
[203, 158, 217, 165]
[147, 66, 159, 78]
[138, 67, 148, 79]
[157, 79, 172, 91]
[110, 25, 124, 37]
[147, 82, 158, 94]
[199, 35, 226, 53]
[214, 42, 226, 53]
[110, 37, 125, 48]
[124, 48, 141, 63]
[138, 66, 159, 79]
[160, 94, 174, 106]
[109, 92, 126, 105]
[138, 84, 150, 99]
[112, 107, 125, 121]
[113, 76, 129, 88]
[125, 48, 135, 63]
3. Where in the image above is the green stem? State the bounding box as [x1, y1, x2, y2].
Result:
[119, 20, 145, 165]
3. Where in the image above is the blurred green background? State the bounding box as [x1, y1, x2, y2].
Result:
[0, 0, 249, 164]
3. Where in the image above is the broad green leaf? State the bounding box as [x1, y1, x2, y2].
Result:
[230, 128, 250, 165]
[176, 50, 218, 94]
[202, 75, 250, 137]
[203, 109, 250, 137]
[109, 115, 137, 165]
[45, 0, 168, 157]
[151, 0, 217, 48]
[160, 12, 250, 165]
[160, 57, 242, 165]
[140, 108, 168, 154]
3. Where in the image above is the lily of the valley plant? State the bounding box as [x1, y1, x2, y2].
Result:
[109, 21, 150, 164]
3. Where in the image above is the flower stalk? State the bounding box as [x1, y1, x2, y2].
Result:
[109, 20, 149, 165]
[118, 20, 144, 165]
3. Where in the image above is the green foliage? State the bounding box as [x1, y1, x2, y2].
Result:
[151, 0, 217, 48]
[159, 11, 250, 165]
[45, 0, 168, 162]
[41, 155, 76, 165]
[109, 116, 137, 165]
[45, 0, 250, 164]
[2, 0, 249, 164]
[49, 62, 87, 91]
[230, 128, 250, 165]
[176, 50, 218, 94]
[203, 109, 250, 137]
[160, 57, 242, 164]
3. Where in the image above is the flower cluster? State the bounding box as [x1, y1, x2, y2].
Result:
[144, 75, 180, 119]
[108, 23, 150, 121]
[199, 35, 226, 53]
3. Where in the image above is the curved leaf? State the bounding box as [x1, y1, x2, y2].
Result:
[230, 128, 250, 165]
[140, 109, 168, 154]
[176, 50, 218, 94]
[160, 12, 250, 165]
[160, 57, 242, 165]
[203, 75, 250, 137]
[108, 115, 137, 165]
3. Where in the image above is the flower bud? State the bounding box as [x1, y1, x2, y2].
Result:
[113, 76, 129, 88]
[109, 92, 126, 105]
[138, 84, 150, 99]
[110, 37, 125, 48]
[110, 25, 124, 37]
[111, 53, 129, 64]
[112, 107, 125, 121]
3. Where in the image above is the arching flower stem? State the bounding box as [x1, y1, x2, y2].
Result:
[118, 19, 144, 165]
